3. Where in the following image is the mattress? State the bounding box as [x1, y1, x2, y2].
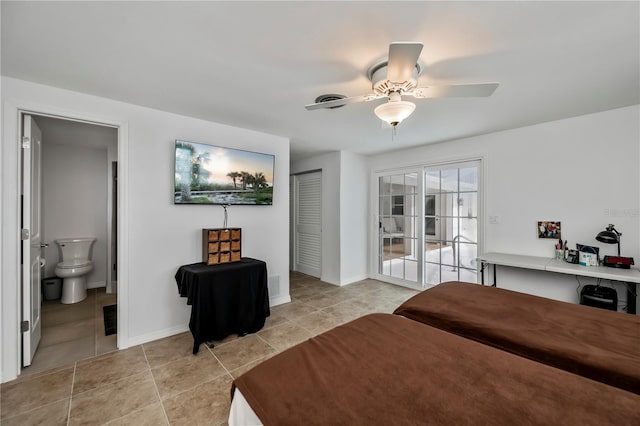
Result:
[231, 313, 640, 425]
[394, 281, 640, 394]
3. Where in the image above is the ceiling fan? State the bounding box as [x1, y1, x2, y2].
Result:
[305, 42, 499, 128]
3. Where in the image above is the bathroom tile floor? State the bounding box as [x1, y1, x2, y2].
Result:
[0, 273, 419, 425]
[21, 288, 119, 378]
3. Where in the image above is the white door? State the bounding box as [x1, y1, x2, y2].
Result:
[22, 114, 43, 367]
[424, 162, 480, 286]
[293, 172, 322, 278]
[377, 171, 422, 289]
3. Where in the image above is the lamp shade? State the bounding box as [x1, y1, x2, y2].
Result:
[595, 224, 621, 256]
[374, 101, 416, 127]
[595, 230, 619, 244]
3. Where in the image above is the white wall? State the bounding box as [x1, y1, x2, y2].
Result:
[1, 77, 290, 382]
[0, 4, 4, 385]
[339, 151, 368, 283]
[290, 151, 369, 285]
[41, 142, 108, 287]
[368, 105, 640, 310]
[291, 152, 341, 285]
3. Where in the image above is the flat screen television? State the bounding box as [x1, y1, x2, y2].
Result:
[174, 140, 275, 205]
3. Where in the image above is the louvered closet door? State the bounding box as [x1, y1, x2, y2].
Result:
[294, 171, 322, 278]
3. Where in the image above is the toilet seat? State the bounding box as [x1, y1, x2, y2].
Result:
[57, 259, 92, 269]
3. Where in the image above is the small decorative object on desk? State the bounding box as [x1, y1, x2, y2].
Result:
[579, 251, 597, 267]
[202, 228, 242, 265]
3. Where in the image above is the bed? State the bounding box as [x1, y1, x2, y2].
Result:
[393, 281, 640, 394]
[230, 313, 640, 425]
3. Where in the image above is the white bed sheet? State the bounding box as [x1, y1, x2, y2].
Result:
[228, 388, 263, 426]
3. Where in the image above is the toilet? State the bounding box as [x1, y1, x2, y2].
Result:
[54, 237, 96, 304]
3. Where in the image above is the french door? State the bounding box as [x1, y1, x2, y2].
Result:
[424, 162, 480, 286]
[375, 160, 480, 289]
[377, 170, 422, 289]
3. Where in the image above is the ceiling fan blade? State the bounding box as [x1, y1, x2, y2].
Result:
[305, 94, 380, 110]
[411, 83, 499, 99]
[386, 42, 424, 83]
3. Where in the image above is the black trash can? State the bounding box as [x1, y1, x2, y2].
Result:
[580, 285, 617, 311]
[42, 277, 62, 301]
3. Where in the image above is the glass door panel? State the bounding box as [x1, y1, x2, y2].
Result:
[378, 171, 420, 287]
[376, 162, 480, 289]
[424, 162, 480, 285]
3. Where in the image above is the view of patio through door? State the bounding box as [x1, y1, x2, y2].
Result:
[379, 171, 420, 287]
[377, 161, 480, 289]
[424, 163, 480, 285]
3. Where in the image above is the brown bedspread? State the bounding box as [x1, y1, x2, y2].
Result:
[233, 313, 640, 425]
[394, 281, 640, 394]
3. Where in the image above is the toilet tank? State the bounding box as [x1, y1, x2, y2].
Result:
[55, 237, 96, 261]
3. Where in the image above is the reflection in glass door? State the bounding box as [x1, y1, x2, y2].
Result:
[378, 172, 420, 288]
[424, 162, 479, 285]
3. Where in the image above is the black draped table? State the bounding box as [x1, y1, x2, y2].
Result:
[175, 258, 270, 354]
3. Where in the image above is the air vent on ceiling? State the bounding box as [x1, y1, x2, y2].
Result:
[314, 94, 347, 109]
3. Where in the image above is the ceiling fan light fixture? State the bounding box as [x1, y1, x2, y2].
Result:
[374, 100, 416, 127]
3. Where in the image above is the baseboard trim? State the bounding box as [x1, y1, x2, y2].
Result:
[120, 295, 291, 348]
[339, 274, 370, 286]
[320, 276, 340, 286]
[270, 294, 291, 307]
[87, 281, 106, 290]
[125, 324, 189, 348]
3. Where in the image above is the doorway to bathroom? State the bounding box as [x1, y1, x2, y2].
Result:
[20, 113, 119, 375]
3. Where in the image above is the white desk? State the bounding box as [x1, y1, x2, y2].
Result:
[479, 252, 640, 315]
[479, 252, 550, 271]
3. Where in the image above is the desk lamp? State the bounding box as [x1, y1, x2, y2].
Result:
[595, 224, 621, 256]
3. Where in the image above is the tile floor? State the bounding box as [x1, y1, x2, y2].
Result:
[0, 272, 419, 425]
[23, 288, 119, 377]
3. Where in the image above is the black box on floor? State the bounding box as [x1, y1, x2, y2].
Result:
[580, 285, 617, 311]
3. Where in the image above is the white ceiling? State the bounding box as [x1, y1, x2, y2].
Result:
[2, 1, 639, 161]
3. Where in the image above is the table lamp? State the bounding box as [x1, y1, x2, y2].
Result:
[595, 224, 621, 256]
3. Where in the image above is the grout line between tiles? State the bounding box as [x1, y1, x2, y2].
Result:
[255, 333, 280, 354]
[0, 397, 71, 424]
[101, 402, 159, 426]
[154, 373, 231, 408]
[66, 362, 76, 426]
[207, 346, 234, 378]
[144, 346, 232, 415]
[141, 345, 171, 426]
